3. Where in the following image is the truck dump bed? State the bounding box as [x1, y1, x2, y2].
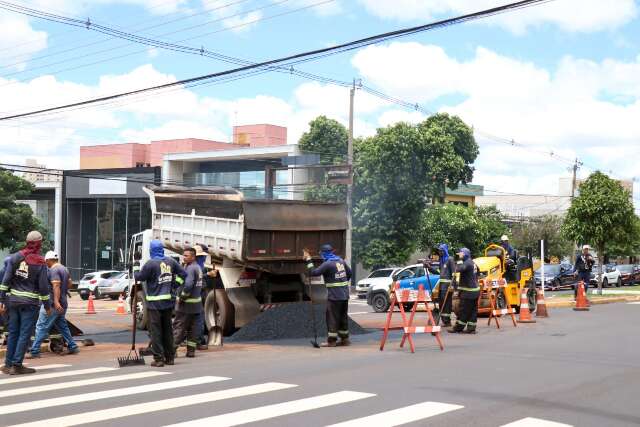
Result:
[144, 186, 347, 266]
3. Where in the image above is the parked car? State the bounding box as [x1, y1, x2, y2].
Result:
[615, 264, 640, 286]
[77, 270, 122, 300]
[590, 264, 622, 288]
[96, 272, 130, 299]
[366, 264, 440, 313]
[534, 263, 576, 290]
[355, 268, 399, 299]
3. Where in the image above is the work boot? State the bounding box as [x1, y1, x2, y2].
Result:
[320, 341, 337, 348]
[150, 360, 165, 367]
[337, 338, 351, 347]
[63, 347, 80, 355]
[1, 365, 10, 374]
[197, 344, 208, 351]
[464, 328, 477, 335]
[9, 365, 36, 375]
[186, 349, 195, 358]
[25, 352, 41, 359]
[165, 358, 175, 366]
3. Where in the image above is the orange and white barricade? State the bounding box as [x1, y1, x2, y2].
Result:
[486, 279, 517, 328]
[379, 282, 444, 353]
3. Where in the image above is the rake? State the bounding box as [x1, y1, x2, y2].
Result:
[117, 283, 145, 367]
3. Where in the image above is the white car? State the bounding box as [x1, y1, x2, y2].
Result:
[598, 264, 622, 288]
[77, 270, 122, 300]
[355, 268, 399, 299]
[96, 272, 130, 299]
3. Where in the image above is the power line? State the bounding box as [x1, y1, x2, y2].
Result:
[0, 0, 554, 122]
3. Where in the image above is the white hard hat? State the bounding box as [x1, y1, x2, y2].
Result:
[44, 251, 59, 260]
[582, 245, 590, 250]
[501, 235, 509, 241]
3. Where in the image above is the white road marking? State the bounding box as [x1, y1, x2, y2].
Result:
[0, 367, 116, 386]
[501, 417, 573, 427]
[22, 364, 70, 370]
[0, 371, 169, 398]
[166, 391, 375, 427]
[347, 311, 370, 315]
[327, 401, 464, 426]
[9, 382, 297, 427]
[0, 376, 229, 415]
[627, 302, 640, 304]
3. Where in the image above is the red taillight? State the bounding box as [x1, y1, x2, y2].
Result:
[90, 279, 97, 284]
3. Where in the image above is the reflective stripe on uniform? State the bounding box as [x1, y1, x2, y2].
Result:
[9, 289, 41, 299]
[307, 262, 314, 269]
[440, 313, 451, 318]
[467, 321, 477, 326]
[456, 320, 467, 326]
[327, 332, 338, 337]
[40, 295, 50, 301]
[183, 298, 201, 303]
[132, 266, 140, 272]
[146, 294, 172, 301]
[326, 281, 349, 288]
[175, 276, 185, 285]
[0, 285, 8, 291]
[186, 340, 198, 348]
[458, 286, 480, 292]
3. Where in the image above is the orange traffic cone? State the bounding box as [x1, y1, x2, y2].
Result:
[535, 288, 549, 318]
[86, 292, 97, 315]
[115, 294, 126, 315]
[573, 281, 590, 311]
[518, 287, 536, 323]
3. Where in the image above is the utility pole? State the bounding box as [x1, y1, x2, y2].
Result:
[570, 158, 581, 264]
[346, 79, 356, 268]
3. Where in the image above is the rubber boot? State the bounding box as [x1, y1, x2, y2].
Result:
[186, 348, 195, 358]
[150, 360, 165, 367]
[337, 338, 351, 347]
[9, 365, 36, 375]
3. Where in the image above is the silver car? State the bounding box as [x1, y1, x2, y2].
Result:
[96, 272, 130, 300]
[77, 270, 122, 300]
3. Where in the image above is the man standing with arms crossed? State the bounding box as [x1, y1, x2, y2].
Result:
[28, 251, 79, 358]
[134, 240, 186, 367]
[0, 231, 51, 375]
[173, 247, 204, 358]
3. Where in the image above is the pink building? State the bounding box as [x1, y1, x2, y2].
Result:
[80, 125, 288, 170]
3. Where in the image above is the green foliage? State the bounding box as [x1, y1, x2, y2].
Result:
[562, 171, 637, 290]
[0, 168, 51, 251]
[353, 113, 479, 269]
[419, 204, 507, 256]
[511, 215, 573, 260]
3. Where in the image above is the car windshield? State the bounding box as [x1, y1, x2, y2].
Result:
[368, 269, 393, 278]
[81, 274, 96, 281]
[616, 265, 634, 273]
[536, 264, 561, 275]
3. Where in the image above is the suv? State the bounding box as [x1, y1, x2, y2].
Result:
[355, 268, 399, 299]
[77, 271, 122, 300]
[366, 264, 440, 313]
[591, 264, 622, 288]
[534, 263, 576, 291]
[96, 272, 130, 299]
[616, 264, 640, 286]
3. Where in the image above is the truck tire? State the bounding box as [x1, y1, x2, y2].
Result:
[135, 289, 148, 331]
[204, 288, 235, 336]
[371, 292, 390, 313]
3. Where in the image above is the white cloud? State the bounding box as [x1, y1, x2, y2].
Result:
[357, 0, 637, 34]
[0, 12, 48, 71]
[352, 41, 640, 196]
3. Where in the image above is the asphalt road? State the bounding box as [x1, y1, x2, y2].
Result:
[3, 302, 640, 426]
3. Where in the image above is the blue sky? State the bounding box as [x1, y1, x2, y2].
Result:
[0, 0, 639, 207]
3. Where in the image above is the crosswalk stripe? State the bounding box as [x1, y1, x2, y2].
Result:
[166, 391, 376, 427]
[326, 401, 464, 426]
[0, 376, 229, 415]
[0, 367, 116, 386]
[501, 417, 573, 427]
[0, 371, 169, 398]
[22, 364, 71, 370]
[9, 382, 297, 427]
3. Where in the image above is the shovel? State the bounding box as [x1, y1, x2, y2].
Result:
[117, 283, 145, 367]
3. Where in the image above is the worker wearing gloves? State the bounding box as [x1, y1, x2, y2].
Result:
[173, 247, 204, 358]
[436, 244, 457, 327]
[303, 244, 352, 347]
[134, 240, 186, 367]
[449, 247, 480, 334]
[0, 231, 51, 375]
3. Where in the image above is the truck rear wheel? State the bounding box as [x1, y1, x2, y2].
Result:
[204, 288, 235, 336]
[135, 290, 148, 330]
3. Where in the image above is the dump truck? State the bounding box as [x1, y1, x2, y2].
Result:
[128, 185, 347, 336]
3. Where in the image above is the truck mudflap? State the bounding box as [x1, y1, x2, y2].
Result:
[226, 287, 261, 328]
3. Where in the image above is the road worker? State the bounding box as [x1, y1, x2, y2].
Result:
[304, 244, 352, 347]
[134, 240, 186, 367]
[449, 247, 480, 334]
[573, 244, 594, 297]
[173, 247, 204, 358]
[435, 243, 457, 327]
[0, 231, 51, 375]
[500, 235, 516, 259]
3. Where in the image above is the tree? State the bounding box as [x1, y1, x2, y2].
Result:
[353, 113, 479, 268]
[419, 204, 507, 257]
[511, 215, 573, 261]
[298, 116, 348, 202]
[0, 168, 51, 251]
[562, 171, 636, 294]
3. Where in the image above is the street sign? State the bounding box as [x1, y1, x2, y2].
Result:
[326, 166, 352, 184]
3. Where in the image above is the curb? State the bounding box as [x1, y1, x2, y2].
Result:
[546, 295, 640, 308]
